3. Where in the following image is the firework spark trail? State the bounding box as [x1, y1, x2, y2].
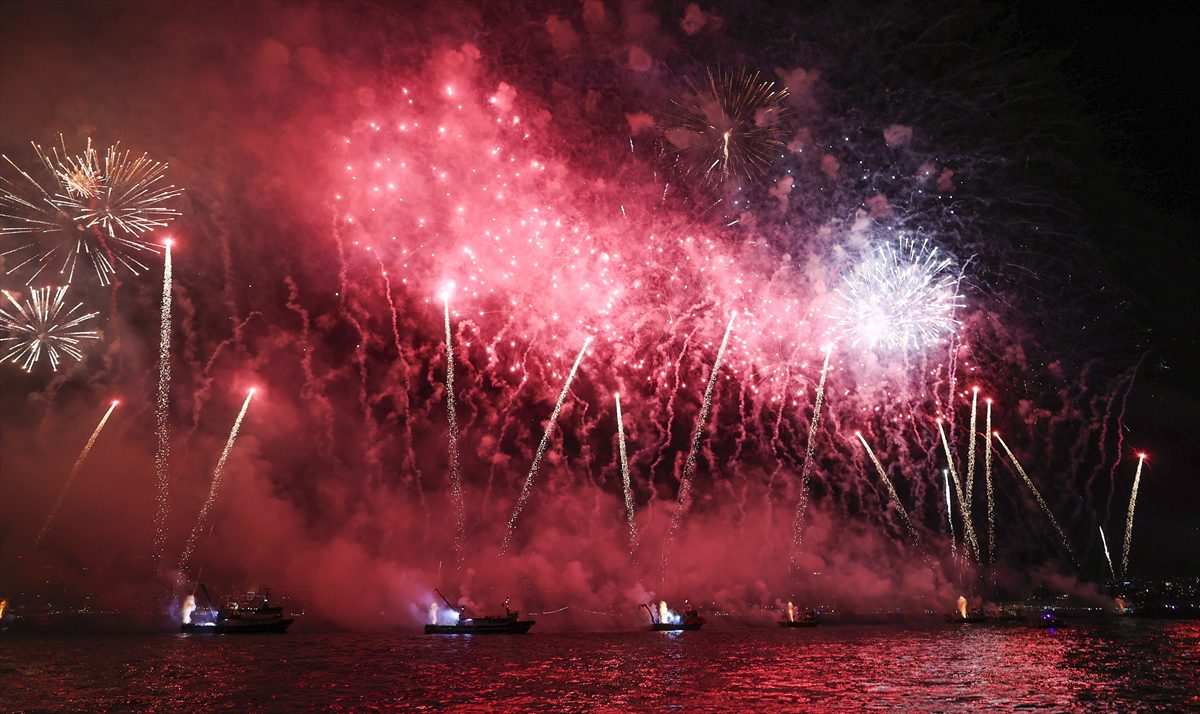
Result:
[995, 434, 1080, 568]
[985, 398, 995, 571]
[1120, 453, 1147, 578]
[151, 240, 173, 571]
[443, 294, 464, 568]
[855, 432, 921, 547]
[1099, 525, 1116, 580]
[663, 313, 737, 573]
[615, 392, 637, 561]
[33, 401, 119, 547]
[937, 419, 980, 563]
[500, 337, 592, 555]
[943, 468, 958, 566]
[0, 286, 99, 371]
[178, 389, 255, 575]
[965, 387, 979, 513]
[788, 344, 832, 569]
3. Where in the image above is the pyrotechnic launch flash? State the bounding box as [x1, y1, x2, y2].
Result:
[1099, 525, 1116, 581]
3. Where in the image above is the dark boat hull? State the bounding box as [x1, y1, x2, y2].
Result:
[778, 620, 819, 627]
[181, 618, 294, 634]
[945, 615, 988, 624]
[425, 620, 535, 634]
[650, 623, 703, 631]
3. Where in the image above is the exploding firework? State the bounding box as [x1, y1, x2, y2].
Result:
[829, 236, 964, 353]
[1, 136, 181, 285]
[442, 291, 464, 568]
[0, 285, 99, 371]
[665, 67, 789, 182]
[501, 337, 592, 555]
[152, 240, 173, 571]
[663, 312, 736, 574]
[33, 400, 119, 547]
[995, 433, 1079, 567]
[178, 389, 256, 575]
[614, 392, 637, 561]
[1120, 452, 1147, 578]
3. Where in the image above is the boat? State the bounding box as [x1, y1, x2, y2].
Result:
[1030, 611, 1068, 629]
[424, 589, 535, 634]
[944, 611, 989, 624]
[779, 603, 820, 627]
[643, 602, 706, 631]
[181, 585, 294, 634]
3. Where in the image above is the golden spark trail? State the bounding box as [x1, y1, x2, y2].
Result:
[788, 344, 833, 568]
[443, 295, 464, 568]
[965, 387, 979, 513]
[1099, 525, 1116, 580]
[663, 313, 737, 572]
[152, 240, 173, 571]
[985, 399, 995, 570]
[615, 393, 637, 561]
[178, 390, 254, 575]
[937, 419, 980, 563]
[501, 337, 592, 555]
[943, 468, 958, 566]
[855, 432, 921, 547]
[34, 401, 119, 547]
[995, 434, 1079, 567]
[1120, 453, 1146, 578]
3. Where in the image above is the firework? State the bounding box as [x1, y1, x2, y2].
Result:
[829, 236, 964, 353]
[965, 387, 979, 513]
[855, 432, 921, 547]
[985, 398, 995, 571]
[665, 67, 789, 181]
[663, 312, 737, 573]
[442, 291, 465, 568]
[1099, 525, 1116, 581]
[789, 344, 833, 568]
[500, 337, 592, 555]
[615, 392, 637, 561]
[33, 400, 119, 548]
[937, 419, 981, 563]
[943, 468, 958, 566]
[1, 136, 180, 285]
[178, 389, 255, 575]
[0, 286, 99, 371]
[995, 433, 1079, 567]
[1120, 452, 1147, 579]
[152, 240, 173, 571]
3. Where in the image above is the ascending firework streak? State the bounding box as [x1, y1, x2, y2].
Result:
[788, 344, 833, 569]
[1099, 525, 1116, 581]
[1120, 453, 1147, 579]
[985, 398, 995, 570]
[943, 468, 958, 565]
[500, 337, 592, 555]
[937, 419, 980, 563]
[994, 433, 1079, 567]
[33, 401, 119, 547]
[855, 432, 921, 547]
[965, 387, 979, 513]
[663, 313, 737, 571]
[615, 393, 637, 560]
[178, 389, 255, 575]
[442, 293, 464, 568]
[151, 240, 173, 571]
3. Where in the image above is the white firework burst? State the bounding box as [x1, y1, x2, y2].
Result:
[829, 236, 964, 352]
[0, 286, 100, 371]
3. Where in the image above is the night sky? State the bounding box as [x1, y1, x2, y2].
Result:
[1, 0, 1196, 627]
